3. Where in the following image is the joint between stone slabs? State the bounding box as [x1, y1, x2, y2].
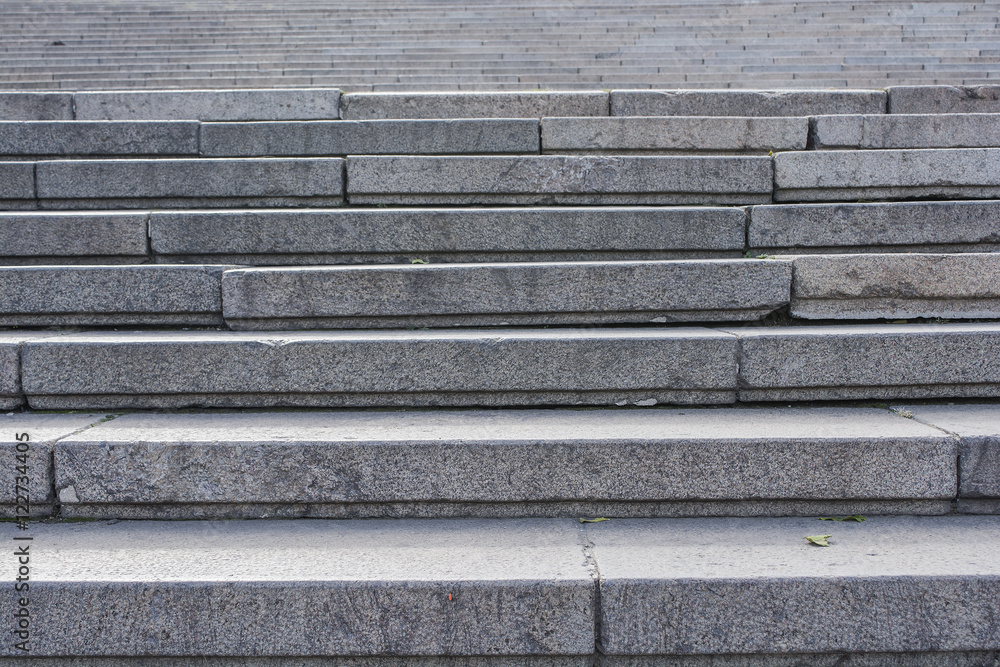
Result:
[144, 211, 153, 259]
[576, 521, 604, 656]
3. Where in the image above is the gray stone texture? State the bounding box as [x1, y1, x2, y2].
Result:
[590, 515, 1000, 654]
[347, 156, 773, 205]
[790, 253, 1000, 320]
[888, 86, 1000, 114]
[610, 90, 886, 117]
[0, 161, 36, 204]
[150, 207, 747, 264]
[604, 652, 1000, 667]
[0, 659, 589, 667]
[52, 407, 956, 509]
[340, 92, 608, 119]
[200, 119, 540, 156]
[35, 158, 343, 208]
[541, 116, 807, 154]
[0, 265, 232, 325]
[221, 259, 792, 328]
[0, 332, 49, 409]
[812, 114, 1000, 150]
[724, 323, 1000, 401]
[774, 148, 1000, 202]
[73, 89, 342, 121]
[892, 404, 1000, 499]
[0, 212, 149, 263]
[749, 201, 1000, 253]
[0, 92, 73, 120]
[20, 329, 739, 409]
[0, 121, 199, 156]
[0, 519, 594, 656]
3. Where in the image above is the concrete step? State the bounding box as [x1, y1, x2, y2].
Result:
[610, 89, 887, 116]
[1, 516, 997, 658]
[812, 113, 1000, 150]
[0, 120, 200, 157]
[221, 259, 791, 329]
[888, 84, 1000, 113]
[340, 91, 609, 118]
[0, 211, 150, 265]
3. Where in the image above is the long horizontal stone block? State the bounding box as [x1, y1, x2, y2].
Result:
[21, 329, 738, 409]
[812, 114, 1000, 149]
[0, 161, 36, 207]
[347, 156, 773, 205]
[340, 91, 608, 119]
[0, 519, 594, 656]
[0, 92, 73, 120]
[888, 85, 1000, 113]
[0, 212, 148, 263]
[724, 323, 1000, 401]
[893, 404, 1000, 501]
[749, 201, 1000, 253]
[591, 516, 1000, 654]
[790, 253, 1000, 319]
[774, 149, 1000, 202]
[201, 119, 539, 156]
[222, 259, 791, 328]
[73, 88, 341, 120]
[51, 407, 956, 517]
[150, 207, 747, 264]
[0, 265, 231, 325]
[541, 116, 807, 154]
[35, 158, 343, 208]
[610, 89, 886, 117]
[0, 121, 199, 156]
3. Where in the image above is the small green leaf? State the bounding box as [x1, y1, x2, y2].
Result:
[410, 259, 429, 264]
[805, 534, 832, 547]
[819, 515, 866, 522]
[579, 517, 610, 524]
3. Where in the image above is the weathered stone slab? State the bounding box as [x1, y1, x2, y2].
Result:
[888, 85, 1000, 114]
[749, 201, 1000, 253]
[21, 329, 738, 409]
[812, 114, 1000, 150]
[347, 156, 773, 205]
[35, 158, 343, 209]
[73, 89, 341, 121]
[200, 119, 539, 156]
[0, 121, 199, 156]
[541, 116, 807, 154]
[0, 161, 36, 207]
[591, 515, 1000, 654]
[724, 323, 1000, 401]
[790, 253, 1000, 319]
[151, 207, 746, 264]
[0, 660, 589, 667]
[340, 91, 608, 119]
[610, 89, 886, 117]
[0, 92, 73, 120]
[51, 407, 956, 514]
[0, 212, 148, 263]
[603, 652, 1000, 667]
[0, 333, 51, 409]
[0, 265, 232, 325]
[774, 149, 1000, 202]
[0, 413, 103, 516]
[0, 519, 593, 656]
[893, 404, 1000, 499]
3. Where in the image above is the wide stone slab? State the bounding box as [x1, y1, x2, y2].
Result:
[723, 323, 1000, 401]
[774, 149, 1000, 202]
[35, 158, 343, 208]
[0, 121, 199, 156]
[73, 89, 341, 121]
[0, 92, 73, 120]
[0, 519, 593, 656]
[150, 207, 747, 264]
[340, 92, 608, 119]
[21, 329, 738, 409]
[790, 253, 1000, 319]
[610, 90, 886, 117]
[892, 404, 1000, 500]
[222, 259, 791, 328]
[0, 212, 149, 263]
[812, 114, 1000, 150]
[590, 515, 1000, 655]
[540, 116, 807, 154]
[0, 265, 232, 325]
[888, 85, 1000, 114]
[201, 119, 540, 156]
[0, 161, 37, 208]
[347, 156, 773, 205]
[749, 201, 1000, 253]
[52, 407, 956, 517]
[0, 413, 103, 516]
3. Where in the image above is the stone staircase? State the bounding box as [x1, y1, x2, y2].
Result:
[1, 85, 999, 663]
